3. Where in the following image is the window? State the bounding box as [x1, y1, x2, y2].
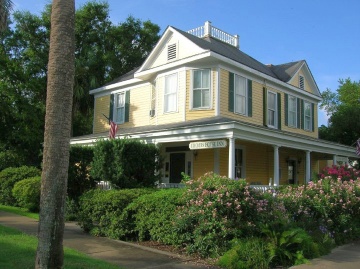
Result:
[288, 95, 297, 127]
[110, 91, 130, 124]
[234, 75, 247, 115]
[164, 73, 178, 112]
[193, 69, 210, 108]
[299, 75, 305, 90]
[267, 91, 277, 127]
[304, 101, 311, 131]
[115, 92, 125, 123]
[229, 72, 252, 116]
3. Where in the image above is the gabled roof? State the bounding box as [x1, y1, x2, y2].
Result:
[104, 67, 140, 86]
[268, 60, 305, 82]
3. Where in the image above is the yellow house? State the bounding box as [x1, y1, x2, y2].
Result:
[71, 21, 357, 187]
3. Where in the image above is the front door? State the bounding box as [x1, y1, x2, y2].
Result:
[170, 153, 185, 183]
[288, 160, 296, 184]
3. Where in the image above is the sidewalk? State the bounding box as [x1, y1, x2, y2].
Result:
[0, 211, 218, 269]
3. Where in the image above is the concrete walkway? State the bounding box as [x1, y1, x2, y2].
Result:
[2, 210, 360, 269]
[0, 211, 218, 269]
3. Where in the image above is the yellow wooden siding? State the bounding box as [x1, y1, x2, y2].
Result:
[185, 69, 216, 121]
[93, 95, 110, 133]
[124, 85, 151, 128]
[193, 148, 215, 179]
[154, 70, 185, 125]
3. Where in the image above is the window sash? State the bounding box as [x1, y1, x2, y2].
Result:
[288, 96, 297, 127]
[115, 92, 125, 123]
[267, 92, 277, 127]
[234, 75, 247, 115]
[193, 69, 210, 108]
[304, 102, 311, 130]
[164, 73, 177, 112]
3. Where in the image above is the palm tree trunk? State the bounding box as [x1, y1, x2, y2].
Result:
[0, 0, 13, 31]
[35, 0, 75, 268]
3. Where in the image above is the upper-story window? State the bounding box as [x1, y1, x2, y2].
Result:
[288, 95, 297, 127]
[234, 75, 247, 115]
[267, 91, 277, 128]
[299, 75, 305, 90]
[304, 101, 312, 131]
[111, 91, 130, 124]
[164, 73, 178, 113]
[229, 72, 252, 116]
[193, 69, 210, 109]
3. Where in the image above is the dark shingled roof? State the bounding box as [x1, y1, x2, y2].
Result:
[268, 60, 305, 82]
[104, 66, 140, 86]
[103, 27, 306, 88]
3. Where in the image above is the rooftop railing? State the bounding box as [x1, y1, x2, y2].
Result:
[187, 21, 239, 49]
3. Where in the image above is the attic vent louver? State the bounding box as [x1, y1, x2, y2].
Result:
[299, 75, 305, 90]
[167, 43, 177, 61]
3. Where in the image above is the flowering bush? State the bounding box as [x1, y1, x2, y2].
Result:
[277, 177, 360, 244]
[318, 164, 360, 182]
[173, 172, 288, 257]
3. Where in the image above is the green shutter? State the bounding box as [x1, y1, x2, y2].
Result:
[311, 103, 315, 131]
[125, 91, 130, 122]
[263, 87, 267, 126]
[247, 80, 252, 117]
[277, 93, 281, 130]
[228, 73, 234, 112]
[301, 99, 305, 130]
[109, 94, 114, 123]
[284, 93, 288, 126]
[297, 98, 301, 129]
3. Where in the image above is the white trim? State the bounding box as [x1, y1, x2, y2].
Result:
[215, 67, 220, 116]
[90, 79, 145, 95]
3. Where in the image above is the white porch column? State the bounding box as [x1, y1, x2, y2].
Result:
[273, 145, 280, 186]
[333, 155, 337, 166]
[228, 137, 235, 179]
[306, 151, 311, 183]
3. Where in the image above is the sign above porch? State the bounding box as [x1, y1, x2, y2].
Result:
[189, 140, 227, 150]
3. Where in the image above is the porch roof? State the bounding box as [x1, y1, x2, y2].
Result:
[70, 116, 357, 159]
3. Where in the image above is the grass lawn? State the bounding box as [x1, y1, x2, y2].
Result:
[0, 204, 39, 220]
[0, 225, 120, 269]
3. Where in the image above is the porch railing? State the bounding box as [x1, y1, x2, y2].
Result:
[250, 185, 274, 193]
[158, 183, 185, 189]
[187, 21, 239, 48]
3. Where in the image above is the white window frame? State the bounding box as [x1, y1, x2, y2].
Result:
[288, 95, 297, 127]
[234, 74, 247, 115]
[192, 69, 211, 109]
[114, 92, 125, 124]
[164, 73, 178, 113]
[267, 90, 277, 128]
[304, 101, 312, 131]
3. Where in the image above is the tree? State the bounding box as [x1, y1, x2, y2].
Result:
[0, 0, 12, 31]
[319, 78, 360, 146]
[35, 0, 75, 268]
[0, 2, 160, 167]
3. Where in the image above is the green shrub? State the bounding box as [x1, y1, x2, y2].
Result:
[77, 188, 155, 236]
[117, 188, 185, 242]
[91, 139, 162, 189]
[0, 166, 41, 205]
[68, 146, 96, 200]
[12, 176, 41, 212]
[218, 238, 270, 269]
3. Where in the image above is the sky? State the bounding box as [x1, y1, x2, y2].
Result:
[12, 0, 360, 126]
